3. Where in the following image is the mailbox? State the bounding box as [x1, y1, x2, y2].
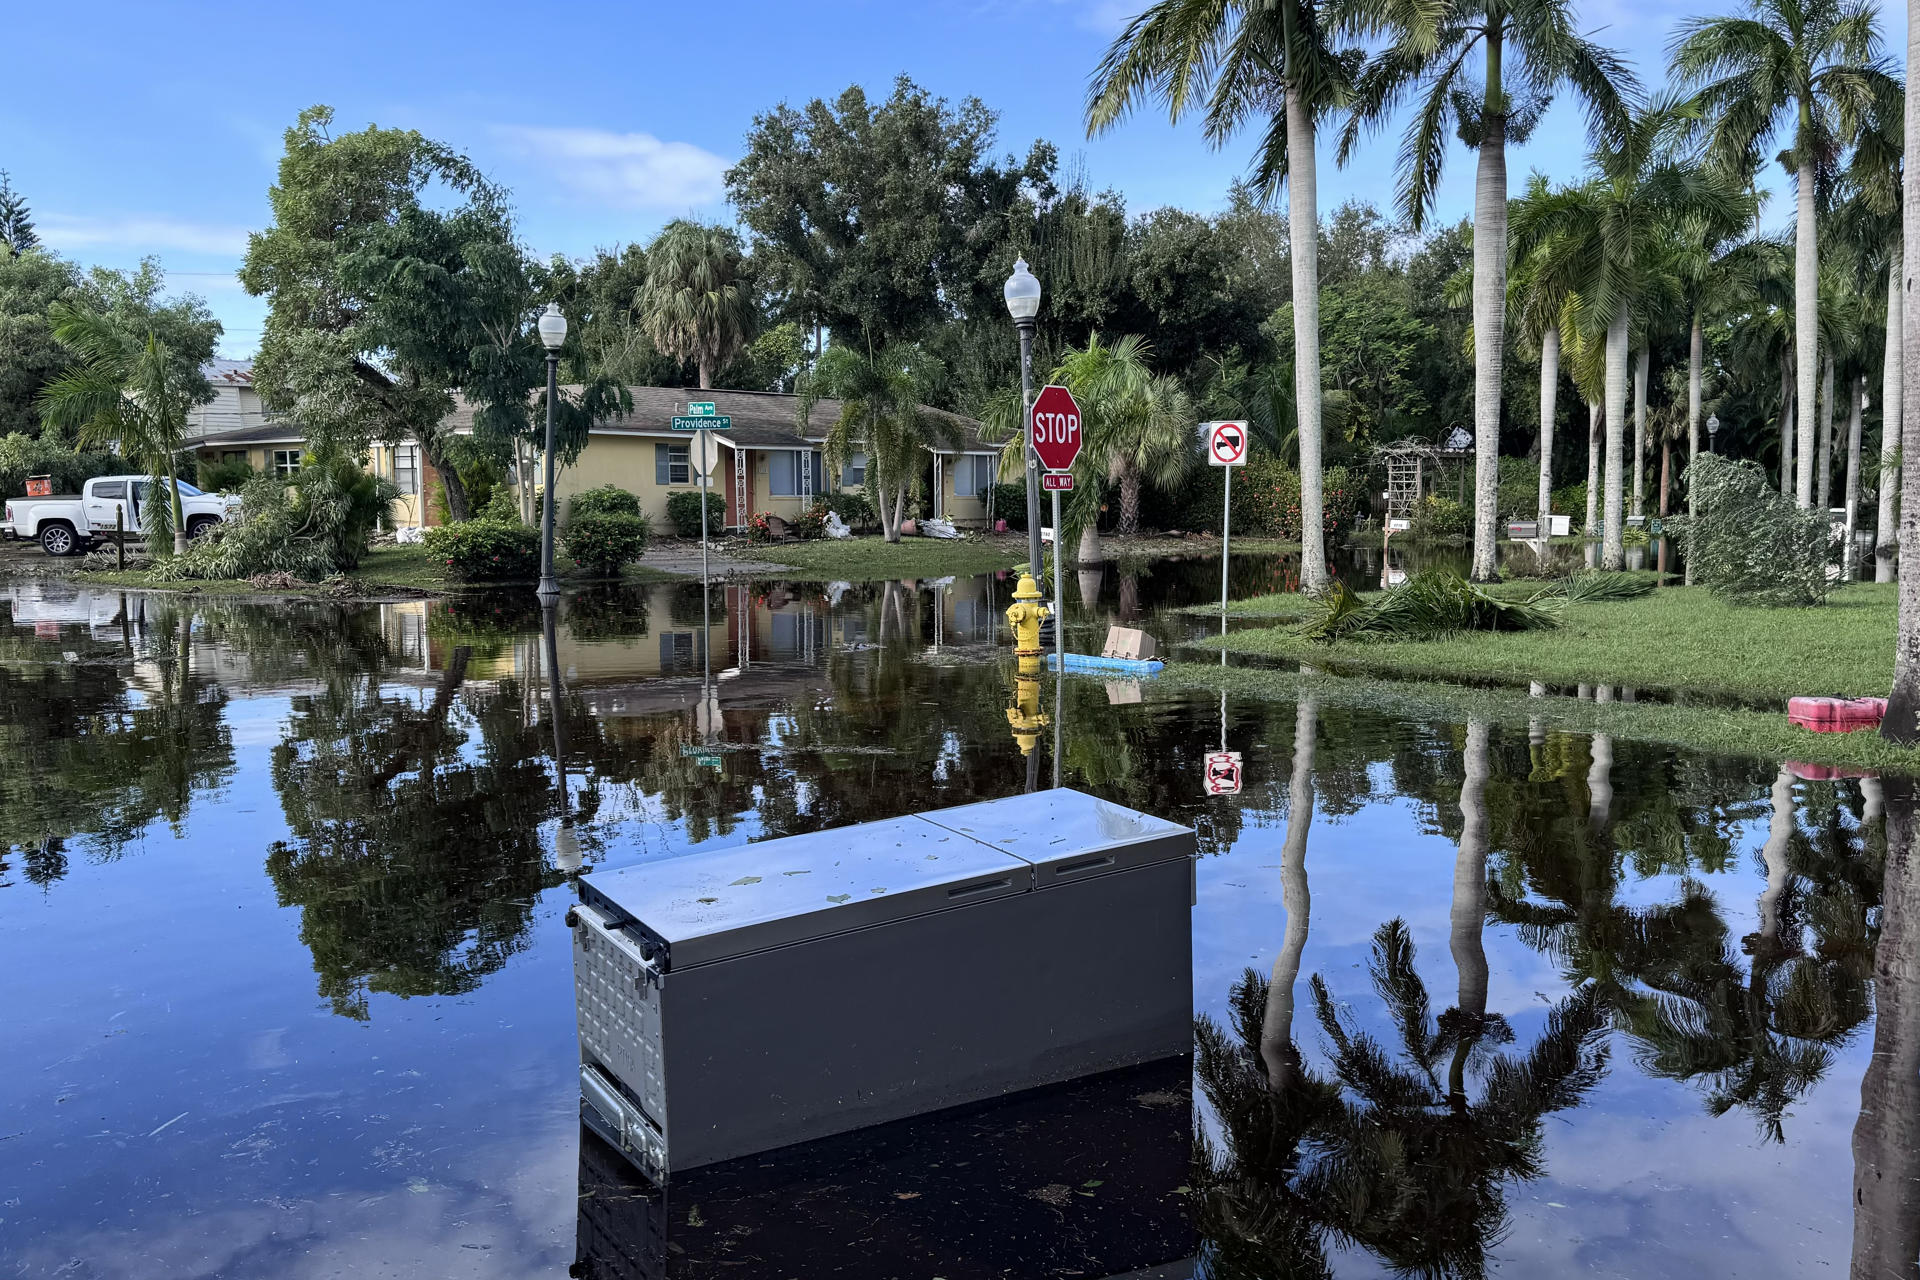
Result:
[570, 789, 1194, 1178]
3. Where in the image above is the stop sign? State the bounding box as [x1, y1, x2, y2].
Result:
[1030, 384, 1082, 472]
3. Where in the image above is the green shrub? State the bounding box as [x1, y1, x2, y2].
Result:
[569, 485, 642, 520]
[1676, 454, 1832, 606]
[1410, 494, 1471, 540]
[152, 448, 398, 582]
[481, 487, 526, 523]
[1553, 482, 1589, 528]
[988, 483, 1030, 531]
[563, 510, 651, 575]
[196, 456, 256, 493]
[820, 490, 875, 530]
[792, 502, 828, 540]
[423, 519, 541, 582]
[666, 489, 727, 538]
[1235, 458, 1361, 542]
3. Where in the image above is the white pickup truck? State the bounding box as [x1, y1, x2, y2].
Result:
[4, 476, 239, 556]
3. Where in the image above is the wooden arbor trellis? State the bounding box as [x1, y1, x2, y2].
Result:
[1375, 430, 1473, 519]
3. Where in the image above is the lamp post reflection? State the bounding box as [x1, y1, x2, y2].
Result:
[542, 599, 580, 876]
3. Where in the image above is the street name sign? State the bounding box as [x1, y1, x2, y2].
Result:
[673, 415, 732, 432]
[688, 402, 717, 416]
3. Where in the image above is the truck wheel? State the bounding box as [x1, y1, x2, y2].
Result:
[39, 522, 79, 557]
[187, 515, 220, 539]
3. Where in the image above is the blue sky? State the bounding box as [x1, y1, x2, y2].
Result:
[5, 0, 1905, 357]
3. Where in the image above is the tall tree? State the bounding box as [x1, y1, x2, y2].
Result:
[1087, 0, 1360, 593]
[0, 171, 36, 257]
[1884, 5, 1920, 744]
[1509, 102, 1746, 569]
[1509, 175, 1578, 537]
[1050, 332, 1194, 552]
[637, 220, 756, 390]
[1342, 0, 1635, 579]
[1671, 0, 1893, 509]
[808, 341, 961, 543]
[0, 248, 89, 436]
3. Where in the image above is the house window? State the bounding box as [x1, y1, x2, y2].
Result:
[272, 449, 302, 478]
[770, 450, 825, 497]
[393, 445, 421, 496]
[220, 451, 246, 465]
[655, 442, 691, 485]
[953, 454, 996, 499]
[840, 452, 867, 488]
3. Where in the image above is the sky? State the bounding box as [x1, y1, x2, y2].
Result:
[4, 0, 1907, 358]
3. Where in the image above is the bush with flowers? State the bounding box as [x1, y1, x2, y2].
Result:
[1235, 456, 1361, 542]
[423, 519, 541, 581]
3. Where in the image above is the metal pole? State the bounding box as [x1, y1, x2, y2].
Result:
[537, 352, 561, 599]
[1053, 665, 1063, 790]
[1051, 487, 1064, 664]
[1220, 463, 1232, 658]
[115, 505, 125, 571]
[699, 429, 710, 588]
[1018, 318, 1041, 579]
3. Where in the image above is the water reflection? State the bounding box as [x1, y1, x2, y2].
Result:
[0, 574, 1910, 1277]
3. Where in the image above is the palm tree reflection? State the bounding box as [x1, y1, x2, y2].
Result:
[1195, 718, 1610, 1279]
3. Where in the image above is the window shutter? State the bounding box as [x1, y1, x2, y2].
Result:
[656, 443, 669, 486]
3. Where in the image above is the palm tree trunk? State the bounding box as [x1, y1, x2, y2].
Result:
[1260, 696, 1317, 1091]
[1780, 353, 1797, 497]
[1819, 352, 1836, 511]
[1844, 375, 1864, 579]
[1448, 718, 1492, 1111]
[1603, 310, 1629, 570]
[1118, 467, 1142, 539]
[697, 357, 712, 391]
[1537, 326, 1559, 533]
[1587, 728, 1614, 831]
[1758, 765, 1795, 947]
[1878, 246, 1903, 575]
[1077, 519, 1102, 566]
[1687, 310, 1703, 585]
[166, 465, 187, 556]
[1585, 400, 1602, 540]
[1795, 159, 1820, 508]
[1891, 58, 1920, 744]
[1660, 436, 1672, 517]
[1468, 38, 1508, 583]
[1286, 83, 1329, 594]
[1850, 775, 1920, 1280]
[1632, 343, 1648, 520]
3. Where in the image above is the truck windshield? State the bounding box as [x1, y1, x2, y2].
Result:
[174, 481, 205, 496]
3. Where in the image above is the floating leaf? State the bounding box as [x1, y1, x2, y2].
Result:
[729, 876, 762, 886]
[697, 897, 718, 904]
[827, 894, 852, 904]
[1082, 1179, 1104, 1188]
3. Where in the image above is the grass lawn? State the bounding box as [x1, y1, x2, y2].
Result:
[1176, 571, 1665, 621]
[1158, 660, 1920, 771]
[748, 533, 1302, 582]
[72, 543, 673, 597]
[1196, 581, 1895, 704]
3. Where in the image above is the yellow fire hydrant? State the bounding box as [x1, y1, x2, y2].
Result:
[1005, 571, 1051, 661]
[1004, 571, 1051, 753]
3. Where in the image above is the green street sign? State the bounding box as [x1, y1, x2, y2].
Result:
[672, 415, 732, 432]
[694, 754, 724, 769]
[688, 401, 716, 416]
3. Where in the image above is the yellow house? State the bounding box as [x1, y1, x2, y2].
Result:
[462, 385, 1000, 532]
[185, 424, 438, 530]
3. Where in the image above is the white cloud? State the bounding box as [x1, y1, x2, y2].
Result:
[493, 125, 730, 211]
[37, 213, 251, 257]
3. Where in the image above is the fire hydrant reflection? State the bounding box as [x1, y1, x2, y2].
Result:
[1005, 572, 1051, 755]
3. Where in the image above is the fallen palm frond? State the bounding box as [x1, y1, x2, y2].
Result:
[1535, 572, 1660, 605]
[1299, 572, 1564, 643]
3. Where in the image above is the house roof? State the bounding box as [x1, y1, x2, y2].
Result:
[448, 385, 991, 453]
[201, 358, 255, 386]
[187, 423, 306, 448]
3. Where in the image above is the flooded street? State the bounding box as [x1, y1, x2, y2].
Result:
[0, 566, 1906, 1278]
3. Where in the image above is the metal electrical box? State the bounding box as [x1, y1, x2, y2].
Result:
[571, 789, 1194, 1178]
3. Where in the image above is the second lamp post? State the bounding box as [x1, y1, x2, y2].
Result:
[1003, 258, 1043, 581]
[536, 301, 568, 600]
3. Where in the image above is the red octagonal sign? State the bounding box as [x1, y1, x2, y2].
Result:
[1030, 384, 1082, 473]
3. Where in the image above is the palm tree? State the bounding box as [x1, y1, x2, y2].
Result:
[1670, 0, 1893, 510]
[38, 302, 206, 556]
[1886, 9, 1920, 744]
[1509, 174, 1582, 537]
[1340, 0, 1635, 580]
[1049, 333, 1194, 561]
[807, 342, 960, 544]
[1261, 696, 1318, 1089]
[1672, 230, 1771, 522]
[637, 220, 755, 390]
[1509, 102, 1748, 570]
[1088, 0, 1359, 594]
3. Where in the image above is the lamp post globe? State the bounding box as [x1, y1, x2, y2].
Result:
[536, 302, 568, 600]
[1003, 258, 1044, 580]
[1706, 413, 1719, 454]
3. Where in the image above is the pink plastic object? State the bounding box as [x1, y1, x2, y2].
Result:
[1787, 696, 1887, 733]
[1786, 762, 1878, 781]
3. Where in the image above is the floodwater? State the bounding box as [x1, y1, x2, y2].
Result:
[2, 567, 1913, 1279]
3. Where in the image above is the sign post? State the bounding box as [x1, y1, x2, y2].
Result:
[1031, 385, 1082, 666]
[1204, 420, 1249, 641]
[678, 405, 732, 593]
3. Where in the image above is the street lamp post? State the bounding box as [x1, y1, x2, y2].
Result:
[536, 302, 568, 601]
[1707, 413, 1719, 454]
[1004, 258, 1043, 581]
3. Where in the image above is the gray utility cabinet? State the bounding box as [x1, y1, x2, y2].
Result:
[570, 788, 1194, 1178]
